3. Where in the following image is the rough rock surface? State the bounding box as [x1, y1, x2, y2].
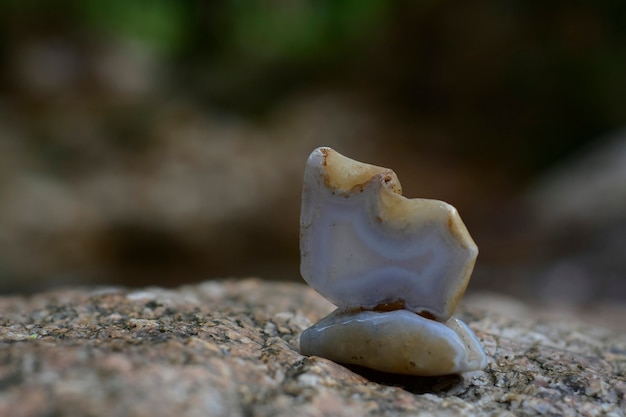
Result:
[1, 279, 625, 417]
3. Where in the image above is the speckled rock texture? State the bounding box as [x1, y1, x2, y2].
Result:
[1, 279, 625, 417]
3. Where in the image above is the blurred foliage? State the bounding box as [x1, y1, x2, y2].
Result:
[82, 0, 193, 53]
[224, 1, 389, 61]
[1, 0, 625, 171]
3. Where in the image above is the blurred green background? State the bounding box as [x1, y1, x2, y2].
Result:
[1, 1, 625, 306]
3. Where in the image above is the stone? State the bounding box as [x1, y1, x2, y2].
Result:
[299, 147, 485, 375]
[300, 147, 478, 320]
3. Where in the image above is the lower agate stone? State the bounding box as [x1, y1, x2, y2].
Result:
[300, 309, 486, 376]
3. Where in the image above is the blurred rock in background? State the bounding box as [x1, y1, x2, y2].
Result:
[525, 131, 626, 304]
[0, 1, 625, 308]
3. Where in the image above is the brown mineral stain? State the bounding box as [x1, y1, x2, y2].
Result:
[373, 300, 406, 312]
[354, 302, 439, 321]
[318, 147, 400, 195]
[417, 311, 437, 321]
[320, 147, 329, 166]
[446, 208, 477, 255]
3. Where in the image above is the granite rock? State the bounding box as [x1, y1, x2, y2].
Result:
[0, 279, 625, 417]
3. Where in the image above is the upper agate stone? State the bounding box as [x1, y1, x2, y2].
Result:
[300, 147, 478, 322]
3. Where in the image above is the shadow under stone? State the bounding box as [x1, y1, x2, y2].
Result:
[343, 364, 464, 395]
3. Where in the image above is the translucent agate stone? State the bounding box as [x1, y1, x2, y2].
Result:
[299, 147, 487, 376]
[300, 310, 487, 376]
